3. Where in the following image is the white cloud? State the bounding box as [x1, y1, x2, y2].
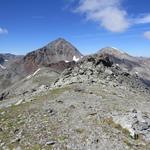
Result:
[73, 0, 150, 33]
[75, 0, 130, 32]
[134, 14, 150, 24]
[0, 27, 8, 34]
[144, 31, 150, 40]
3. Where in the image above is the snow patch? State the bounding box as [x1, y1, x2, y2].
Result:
[0, 64, 6, 70]
[26, 68, 41, 79]
[65, 60, 69, 63]
[73, 56, 80, 62]
[33, 68, 41, 76]
[5, 59, 8, 62]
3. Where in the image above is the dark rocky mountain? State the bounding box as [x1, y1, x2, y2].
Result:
[22, 38, 83, 73]
[98, 47, 150, 86]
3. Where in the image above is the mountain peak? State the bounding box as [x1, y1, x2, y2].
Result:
[99, 47, 126, 56]
[22, 38, 83, 73]
[55, 37, 67, 41]
[46, 37, 74, 48]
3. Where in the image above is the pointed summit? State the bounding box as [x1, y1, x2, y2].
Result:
[46, 37, 68, 46]
[45, 37, 81, 55]
[23, 38, 83, 72]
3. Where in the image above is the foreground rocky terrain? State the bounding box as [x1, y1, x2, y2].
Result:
[0, 52, 150, 150]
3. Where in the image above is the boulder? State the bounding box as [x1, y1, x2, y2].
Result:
[112, 111, 150, 141]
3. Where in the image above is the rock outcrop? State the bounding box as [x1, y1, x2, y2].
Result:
[53, 54, 150, 93]
[112, 110, 150, 141]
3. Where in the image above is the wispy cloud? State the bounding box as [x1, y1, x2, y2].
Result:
[71, 0, 150, 33]
[0, 27, 8, 34]
[135, 14, 150, 24]
[144, 31, 150, 40]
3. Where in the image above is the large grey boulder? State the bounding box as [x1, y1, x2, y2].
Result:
[112, 110, 150, 141]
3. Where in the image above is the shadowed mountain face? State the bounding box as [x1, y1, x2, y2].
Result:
[98, 47, 150, 86]
[0, 55, 5, 64]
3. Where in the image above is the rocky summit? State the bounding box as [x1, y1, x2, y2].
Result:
[22, 38, 82, 73]
[53, 53, 149, 93]
[0, 40, 150, 150]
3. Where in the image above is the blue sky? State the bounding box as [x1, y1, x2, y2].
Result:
[0, 0, 150, 56]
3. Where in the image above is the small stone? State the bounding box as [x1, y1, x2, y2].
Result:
[56, 100, 63, 104]
[46, 141, 56, 145]
[47, 109, 56, 116]
[132, 109, 137, 113]
[11, 138, 21, 143]
[15, 99, 25, 106]
[70, 105, 76, 109]
[74, 87, 84, 93]
[105, 69, 113, 75]
[14, 129, 20, 134]
[88, 112, 97, 116]
[31, 89, 37, 93]
[89, 91, 93, 94]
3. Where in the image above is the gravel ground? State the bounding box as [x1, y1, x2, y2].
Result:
[0, 81, 150, 150]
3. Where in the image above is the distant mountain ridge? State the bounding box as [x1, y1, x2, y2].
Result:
[0, 39, 150, 93]
[98, 47, 150, 86]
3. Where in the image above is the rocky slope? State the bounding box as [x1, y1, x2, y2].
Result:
[53, 53, 149, 93]
[0, 53, 150, 150]
[1, 41, 150, 149]
[99, 47, 150, 86]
